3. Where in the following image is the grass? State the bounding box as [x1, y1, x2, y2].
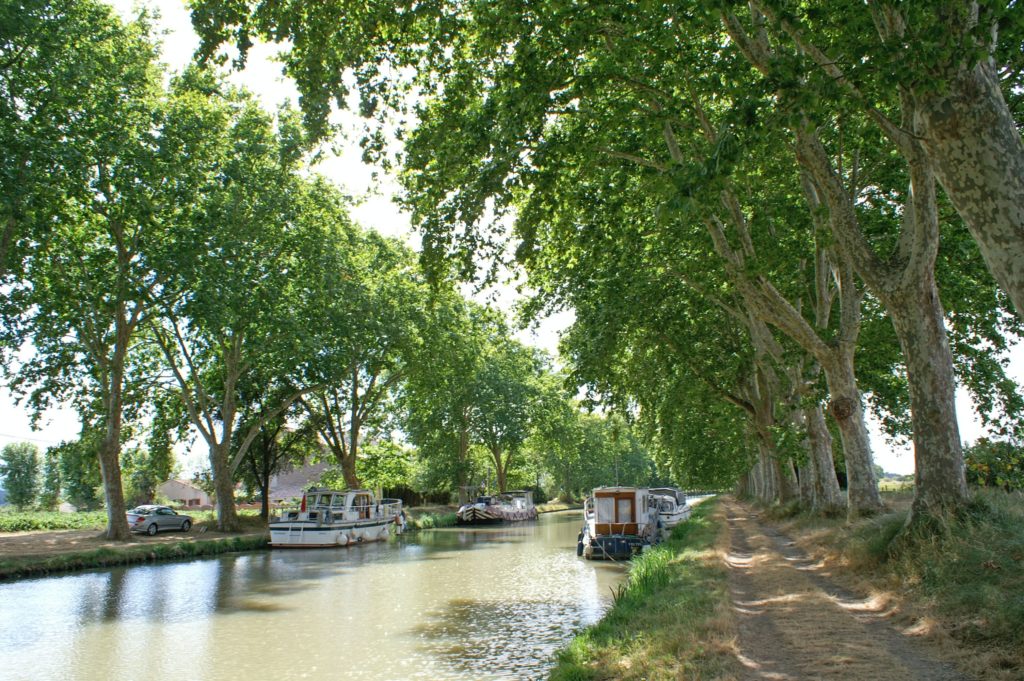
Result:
[549, 500, 738, 681]
[0, 533, 269, 580]
[786, 488, 1024, 680]
[406, 509, 458, 529]
[0, 507, 264, 533]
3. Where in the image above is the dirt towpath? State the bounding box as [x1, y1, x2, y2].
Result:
[723, 498, 969, 681]
[0, 526, 265, 560]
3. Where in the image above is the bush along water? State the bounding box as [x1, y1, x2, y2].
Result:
[550, 500, 738, 681]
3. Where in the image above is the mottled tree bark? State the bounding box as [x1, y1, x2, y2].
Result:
[887, 284, 969, 517]
[795, 122, 969, 524]
[210, 441, 240, 531]
[804, 404, 844, 515]
[913, 58, 1024, 319]
[821, 354, 884, 516]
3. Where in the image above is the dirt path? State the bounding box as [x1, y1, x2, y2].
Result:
[723, 498, 969, 681]
[0, 526, 264, 560]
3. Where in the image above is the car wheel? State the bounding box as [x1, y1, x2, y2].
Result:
[181, 520, 191, 532]
[147, 523, 158, 536]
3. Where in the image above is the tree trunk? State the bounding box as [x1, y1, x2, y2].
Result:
[821, 354, 884, 518]
[797, 461, 814, 506]
[887, 286, 969, 520]
[98, 325, 130, 540]
[211, 441, 240, 532]
[914, 60, 1024, 319]
[259, 461, 271, 523]
[736, 471, 751, 498]
[98, 422, 129, 540]
[340, 449, 360, 489]
[491, 446, 507, 493]
[805, 403, 845, 515]
[346, 398, 362, 489]
[457, 419, 471, 489]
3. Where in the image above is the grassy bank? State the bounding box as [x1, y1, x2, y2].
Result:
[779, 488, 1024, 680]
[0, 532, 269, 581]
[550, 500, 737, 680]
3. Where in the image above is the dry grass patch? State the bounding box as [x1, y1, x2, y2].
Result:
[776, 489, 1024, 681]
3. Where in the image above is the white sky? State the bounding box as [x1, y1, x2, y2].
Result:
[2, 0, 1021, 477]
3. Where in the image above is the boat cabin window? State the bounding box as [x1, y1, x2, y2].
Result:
[617, 498, 635, 522]
[332, 496, 346, 508]
[354, 494, 372, 518]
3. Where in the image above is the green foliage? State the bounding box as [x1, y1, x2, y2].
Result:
[121, 445, 173, 508]
[51, 431, 103, 510]
[0, 442, 41, 509]
[964, 438, 1024, 490]
[407, 510, 458, 530]
[38, 446, 62, 510]
[358, 442, 415, 491]
[0, 509, 108, 532]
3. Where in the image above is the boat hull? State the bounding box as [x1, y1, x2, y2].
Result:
[268, 518, 394, 547]
[455, 505, 538, 525]
[581, 534, 649, 560]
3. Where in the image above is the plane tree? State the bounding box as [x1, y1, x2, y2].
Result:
[0, 2, 208, 538]
[189, 0, 1023, 523]
[403, 294, 497, 495]
[149, 79, 347, 530]
[300, 233, 427, 489]
[728, 1, 1024, 320]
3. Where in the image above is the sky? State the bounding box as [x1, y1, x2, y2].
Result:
[1, 0, 1021, 477]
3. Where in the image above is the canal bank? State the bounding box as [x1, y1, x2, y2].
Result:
[0, 502, 580, 581]
[549, 498, 738, 680]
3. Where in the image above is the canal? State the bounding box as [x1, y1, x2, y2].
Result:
[0, 511, 626, 680]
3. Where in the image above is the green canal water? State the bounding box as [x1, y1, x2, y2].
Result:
[0, 510, 626, 680]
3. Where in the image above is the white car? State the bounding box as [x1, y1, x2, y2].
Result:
[127, 505, 193, 535]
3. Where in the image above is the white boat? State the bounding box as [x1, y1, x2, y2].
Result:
[456, 490, 538, 525]
[269, 488, 403, 548]
[650, 487, 691, 538]
[577, 487, 661, 560]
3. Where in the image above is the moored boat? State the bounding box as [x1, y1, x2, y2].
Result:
[269, 488, 403, 548]
[456, 490, 538, 525]
[650, 487, 692, 538]
[577, 486, 660, 560]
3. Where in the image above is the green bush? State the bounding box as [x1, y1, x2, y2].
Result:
[410, 511, 457, 529]
[964, 438, 1024, 490]
[0, 509, 108, 532]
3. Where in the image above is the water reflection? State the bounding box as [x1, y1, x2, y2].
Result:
[0, 511, 625, 681]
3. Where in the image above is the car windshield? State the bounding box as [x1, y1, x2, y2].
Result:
[128, 508, 152, 515]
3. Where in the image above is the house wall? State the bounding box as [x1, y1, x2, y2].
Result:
[157, 480, 212, 508]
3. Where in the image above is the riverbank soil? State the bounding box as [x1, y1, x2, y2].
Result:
[722, 497, 968, 681]
[0, 525, 266, 561]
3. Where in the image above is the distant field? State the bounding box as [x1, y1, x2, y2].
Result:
[878, 478, 913, 492]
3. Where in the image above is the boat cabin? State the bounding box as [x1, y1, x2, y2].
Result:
[589, 487, 655, 536]
[283, 489, 387, 523]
